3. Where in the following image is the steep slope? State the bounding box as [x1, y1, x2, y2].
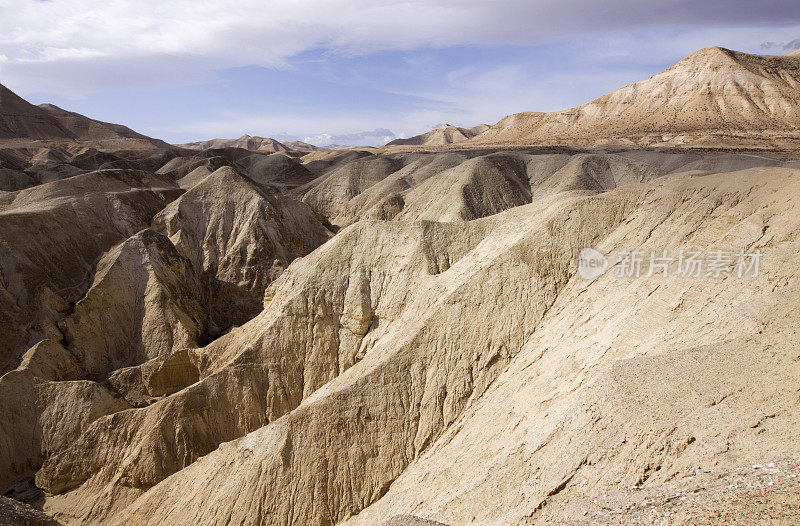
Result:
[0, 156, 336, 503]
[0, 170, 182, 372]
[474, 47, 800, 149]
[0, 229, 207, 497]
[298, 155, 408, 223]
[1, 142, 798, 525]
[0, 83, 167, 149]
[297, 151, 666, 227]
[0, 341, 131, 500]
[349, 168, 800, 524]
[36, 216, 499, 524]
[526, 153, 662, 193]
[152, 166, 332, 333]
[388, 124, 489, 146]
[233, 153, 317, 189]
[295, 151, 525, 225]
[157, 151, 316, 190]
[58, 230, 206, 381]
[337, 152, 468, 225]
[0, 84, 73, 140]
[393, 153, 532, 221]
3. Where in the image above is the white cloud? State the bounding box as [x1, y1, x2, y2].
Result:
[304, 133, 333, 146]
[2, 0, 799, 94]
[16, 47, 111, 63]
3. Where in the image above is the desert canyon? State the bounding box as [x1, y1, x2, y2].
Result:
[0, 45, 799, 526]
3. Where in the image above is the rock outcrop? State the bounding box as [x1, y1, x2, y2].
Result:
[58, 229, 206, 381]
[153, 166, 332, 333]
[25, 159, 800, 525]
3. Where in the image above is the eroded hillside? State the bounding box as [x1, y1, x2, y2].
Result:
[0, 141, 798, 525]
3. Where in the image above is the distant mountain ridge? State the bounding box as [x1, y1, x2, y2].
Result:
[387, 123, 490, 146]
[178, 135, 329, 153]
[468, 47, 800, 149]
[0, 83, 168, 148]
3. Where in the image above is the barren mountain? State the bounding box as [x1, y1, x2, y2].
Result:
[178, 135, 293, 153]
[1, 44, 799, 526]
[37, 104, 168, 146]
[152, 165, 332, 333]
[456, 47, 800, 150]
[388, 124, 489, 146]
[0, 83, 168, 150]
[0, 84, 73, 140]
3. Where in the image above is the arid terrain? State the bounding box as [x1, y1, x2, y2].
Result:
[1, 46, 799, 526]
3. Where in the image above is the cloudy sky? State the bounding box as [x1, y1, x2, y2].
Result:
[2, 1, 800, 145]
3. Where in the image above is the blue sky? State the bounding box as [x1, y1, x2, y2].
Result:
[2, 1, 800, 145]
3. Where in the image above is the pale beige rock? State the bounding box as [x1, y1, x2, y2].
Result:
[344, 168, 800, 525]
[297, 151, 667, 227]
[153, 165, 332, 332]
[0, 364, 130, 496]
[299, 155, 407, 221]
[393, 153, 532, 221]
[57, 229, 206, 380]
